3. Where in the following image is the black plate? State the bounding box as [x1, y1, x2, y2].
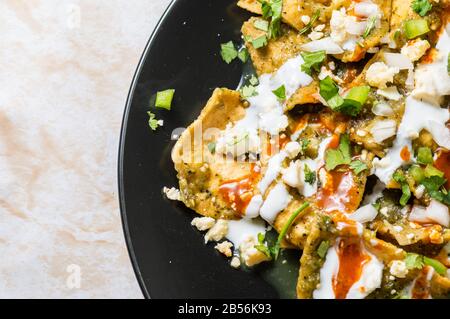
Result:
[119, 0, 291, 299]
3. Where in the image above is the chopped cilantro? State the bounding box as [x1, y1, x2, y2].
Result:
[271, 202, 310, 260]
[249, 75, 259, 86]
[251, 35, 268, 49]
[405, 253, 447, 275]
[300, 138, 310, 153]
[412, 0, 432, 17]
[319, 77, 368, 116]
[272, 85, 286, 100]
[325, 134, 352, 171]
[237, 48, 249, 63]
[421, 176, 450, 205]
[147, 111, 161, 131]
[393, 170, 411, 206]
[299, 10, 320, 35]
[363, 15, 377, 39]
[317, 240, 330, 259]
[155, 89, 175, 110]
[255, 232, 272, 258]
[300, 50, 326, 75]
[220, 41, 238, 64]
[405, 253, 424, 270]
[350, 160, 368, 175]
[304, 164, 316, 185]
[319, 76, 340, 101]
[254, 19, 269, 32]
[240, 85, 258, 99]
[259, 0, 283, 39]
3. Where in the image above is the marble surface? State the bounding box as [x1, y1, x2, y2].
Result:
[0, 0, 171, 298]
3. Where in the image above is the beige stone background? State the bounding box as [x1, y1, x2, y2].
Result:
[0, 0, 171, 298]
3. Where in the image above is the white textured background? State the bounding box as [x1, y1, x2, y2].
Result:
[0, 0, 171, 298]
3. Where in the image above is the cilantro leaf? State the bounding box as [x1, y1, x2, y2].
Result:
[251, 35, 268, 49]
[412, 0, 432, 17]
[319, 76, 340, 101]
[254, 19, 269, 32]
[317, 240, 330, 258]
[325, 134, 352, 171]
[220, 41, 238, 64]
[147, 111, 162, 131]
[304, 164, 316, 185]
[319, 78, 367, 116]
[421, 176, 450, 205]
[299, 10, 320, 35]
[405, 253, 424, 270]
[272, 85, 286, 100]
[255, 232, 272, 257]
[350, 160, 368, 175]
[300, 138, 310, 153]
[238, 48, 249, 63]
[240, 85, 258, 99]
[258, 0, 283, 39]
[393, 170, 411, 206]
[272, 202, 310, 260]
[249, 75, 259, 86]
[300, 50, 326, 75]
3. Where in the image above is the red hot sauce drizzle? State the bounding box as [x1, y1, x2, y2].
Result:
[218, 164, 261, 216]
[333, 238, 371, 299]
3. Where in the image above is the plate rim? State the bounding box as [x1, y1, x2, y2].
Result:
[117, 0, 176, 299]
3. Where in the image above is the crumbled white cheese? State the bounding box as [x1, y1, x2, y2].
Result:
[314, 24, 326, 32]
[204, 219, 229, 243]
[412, 26, 450, 105]
[191, 217, 216, 231]
[284, 141, 301, 159]
[230, 256, 241, 268]
[239, 235, 270, 267]
[393, 225, 403, 232]
[163, 187, 182, 201]
[215, 125, 261, 157]
[215, 241, 233, 257]
[366, 62, 399, 89]
[401, 39, 430, 62]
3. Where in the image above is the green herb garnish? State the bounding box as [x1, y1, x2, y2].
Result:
[255, 232, 272, 257]
[238, 48, 249, 63]
[271, 202, 310, 260]
[421, 176, 450, 205]
[272, 85, 286, 100]
[304, 164, 316, 185]
[259, 0, 283, 39]
[393, 170, 411, 206]
[254, 19, 270, 32]
[155, 89, 175, 110]
[412, 0, 432, 17]
[299, 10, 320, 35]
[363, 15, 377, 39]
[147, 111, 161, 131]
[251, 35, 268, 49]
[405, 253, 447, 275]
[240, 85, 258, 99]
[325, 134, 352, 171]
[319, 77, 368, 116]
[300, 50, 326, 75]
[220, 41, 238, 64]
[350, 160, 368, 175]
